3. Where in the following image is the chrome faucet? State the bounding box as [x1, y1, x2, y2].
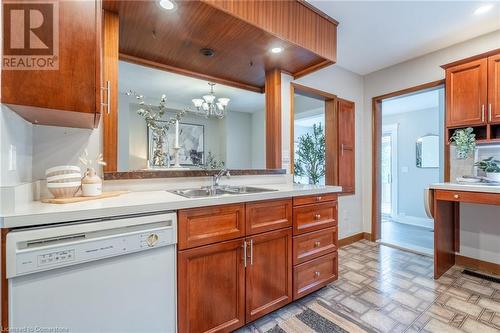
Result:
[213, 168, 231, 187]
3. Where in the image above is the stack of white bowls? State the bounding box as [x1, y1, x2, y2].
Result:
[46, 165, 82, 198]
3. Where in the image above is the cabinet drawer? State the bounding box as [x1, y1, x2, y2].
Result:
[293, 227, 337, 265]
[293, 252, 338, 300]
[246, 199, 292, 235]
[178, 204, 245, 250]
[293, 193, 337, 206]
[434, 190, 500, 205]
[293, 202, 337, 235]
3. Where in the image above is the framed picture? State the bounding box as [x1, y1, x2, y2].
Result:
[167, 122, 205, 165]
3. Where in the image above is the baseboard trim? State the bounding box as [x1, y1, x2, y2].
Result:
[456, 254, 500, 276]
[339, 232, 371, 247]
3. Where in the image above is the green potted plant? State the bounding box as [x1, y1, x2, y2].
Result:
[294, 123, 325, 185]
[449, 127, 476, 159]
[474, 156, 500, 181]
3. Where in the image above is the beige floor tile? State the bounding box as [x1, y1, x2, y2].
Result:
[461, 281, 495, 296]
[461, 318, 500, 333]
[423, 318, 464, 333]
[445, 297, 483, 317]
[478, 297, 500, 313]
[391, 290, 422, 308]
[360, 309, 397, 332]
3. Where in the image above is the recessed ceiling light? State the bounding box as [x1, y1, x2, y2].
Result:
[159, 0, 177, 11]
[474, 4, 493, 15]
[270, 47, 284, 54]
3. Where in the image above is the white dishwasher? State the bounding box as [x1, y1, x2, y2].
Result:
[6, 212, 177, 333]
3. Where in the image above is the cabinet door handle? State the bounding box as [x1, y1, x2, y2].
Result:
[314, 271, 321, 278]
[316, 196, 322, 202]
[482, 104, 485, 122]
[341, 144, 344, 156]
[453, 194, 460, 199]
[314, 213, 321, 220]
[314, 241, 321, 248]
[242, 240, 247, 267]
[489, 104, 492, 122]
[249, 239, 254, 265]
[101, 80, 111, 114]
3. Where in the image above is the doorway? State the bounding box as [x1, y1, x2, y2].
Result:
[372, 81, 445, 256]
[381, 124, 398, 218]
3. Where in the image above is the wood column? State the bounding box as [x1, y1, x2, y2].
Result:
[324, 98, 338, 185]
[102, 11, 119, 172]
[265, 69, 282, 169]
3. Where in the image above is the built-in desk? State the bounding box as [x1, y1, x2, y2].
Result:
[429, 183, 500, 279]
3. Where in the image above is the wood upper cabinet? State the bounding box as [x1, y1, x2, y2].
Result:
[245, 228, 292, 322]
[445, 58, 488, 127]
[337, 99, 355, 194]
[245, 199, 292, 235]
[1, 0, 102, 129]
[178, 239, 246, 333]
[488, 53, 500, 124]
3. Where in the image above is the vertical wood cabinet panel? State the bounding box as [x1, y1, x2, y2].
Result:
[488, 53, 500, 124]
[1, 0, 102, 128]
[245, 199, 292, 235]
[337, 99, 355, 194]
[178, 239, 246, 333]
[445, 58, 488, 127]
[245, 228, 292, 322]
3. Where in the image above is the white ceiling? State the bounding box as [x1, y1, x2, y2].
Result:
[119, 61, 265, 113]
[307, 1, 500, 75]
[382, 88, 442, 116]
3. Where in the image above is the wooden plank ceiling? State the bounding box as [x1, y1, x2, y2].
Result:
[102, 0, 337, 92]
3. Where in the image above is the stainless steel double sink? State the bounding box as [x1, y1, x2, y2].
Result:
[169, 185, 277, 198]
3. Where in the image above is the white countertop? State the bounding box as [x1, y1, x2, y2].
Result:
[429, 182, 500, 193]
[0, 184, 342, 229]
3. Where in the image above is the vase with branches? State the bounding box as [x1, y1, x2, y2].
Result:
[126, 91, 188, 168]
[294, 123, 325, 184]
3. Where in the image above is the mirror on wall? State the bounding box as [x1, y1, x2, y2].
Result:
[293, 93, 326, 185]
[416, 134, 439, 168]
[117, 61, 266, 172]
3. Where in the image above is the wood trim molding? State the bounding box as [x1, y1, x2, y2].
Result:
[441, 48, 500, 69]
[266, 69, 282, 169]
[119, 53, 263, 94]
[290, 82, 337, 100]
[325, 98, 338, 185]
[293, 60, 334, 80]
[338, 232, 371, 247]
[102, 10, 119, 172]
[456, 254, 500, 276]
[371, 79, 445, 241]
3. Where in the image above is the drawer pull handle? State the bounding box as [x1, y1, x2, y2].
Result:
[316, 196, 322, 202]
[314, 214, 321, 220]
[453, 194, 460, 199]
[314, 241, 321, 248]
[314, 271, 321, 278]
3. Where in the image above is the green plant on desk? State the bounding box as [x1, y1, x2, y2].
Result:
[474, 156, 500, 173]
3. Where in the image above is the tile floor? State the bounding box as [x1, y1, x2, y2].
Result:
[381, 218, 434, 256]
[238, 240, 500, 333]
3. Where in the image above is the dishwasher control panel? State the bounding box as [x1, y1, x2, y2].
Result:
[8, 218, 176, 278]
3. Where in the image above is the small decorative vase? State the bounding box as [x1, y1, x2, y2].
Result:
[81, 168, 102, 197]
[486, 172, 500, 182]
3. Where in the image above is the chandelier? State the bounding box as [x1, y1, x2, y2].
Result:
[192, 83, 230, 119]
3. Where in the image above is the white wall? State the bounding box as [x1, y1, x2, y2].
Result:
[225, 111, 252, 168]
[363, 29, 500, 263]
[251, 109, 266, 169]
[289, 66, 366, 239]
[0, 105, 33, 187]
[383, 107, 441, 220]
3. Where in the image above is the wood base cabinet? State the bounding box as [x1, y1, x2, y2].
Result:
[246, 228, 292, 322]
[177, 196, 338, 332]
[292, 194, 338, 300]
[178, 239, 246, 333]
